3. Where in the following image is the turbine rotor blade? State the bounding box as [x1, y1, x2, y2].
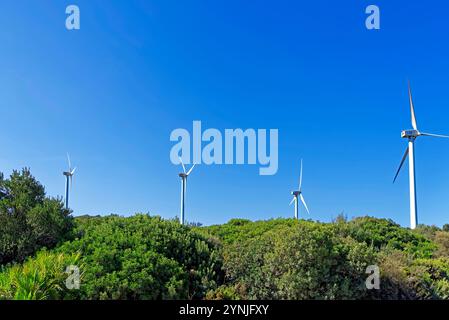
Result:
[178, 156, 186, 173]
[71, 167, 77, 175]
[420, 132, 449, 139]
[298, 159, 303, 191]
[289, 197, 296, 206]
[67, 153, 71, 171]
[393, 146, 409, 183]
[186, 164, 196, 176]
[299, 193, 310, 214]
[408, 81, 418, 130]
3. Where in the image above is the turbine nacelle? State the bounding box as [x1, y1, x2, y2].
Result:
[291, 190, 300, 196]
[401, 130, 420, 139]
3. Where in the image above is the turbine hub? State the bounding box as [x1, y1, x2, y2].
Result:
[401, 130, 419, 139]
[179, 173, 187, 178]
[291, 191, 300, 196]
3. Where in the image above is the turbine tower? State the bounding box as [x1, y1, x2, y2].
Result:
[289, 159, 310, 219]
[393, 82, 449, 229]
[63, 153, 76, 209]
[178, 157, 196, 225]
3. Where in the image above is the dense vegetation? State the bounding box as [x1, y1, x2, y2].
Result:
[200, 218, 449, 299]
[1, 169, 449, 300]
[56, 214, 222, 299]
[0, 169, 74, 265]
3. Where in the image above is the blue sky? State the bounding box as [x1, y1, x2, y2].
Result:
[1, 0, 449, 227]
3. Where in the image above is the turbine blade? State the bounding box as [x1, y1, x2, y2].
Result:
[408, 81, 418, 130]
[178, 156, 186, 173]
[186, 164, 196, 176]
[71, 167, 77, 175]
[298, 159, 303, 191]
[289, 197, 296, 206]
[420, 132, 449, 139]
[393, 146, 409, 183]
[67, 153, 71, 171]
[299, 193, 310, 214]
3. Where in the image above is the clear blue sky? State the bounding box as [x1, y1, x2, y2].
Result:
[1, 1, 449, 227]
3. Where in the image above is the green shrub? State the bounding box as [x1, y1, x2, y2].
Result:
[340, 217, 436, 258]
[206, 285, 242, 300]
[58, 214, 223, 299]
[0, 250, 81, 300]
[220, 221, 376, 299]
[434, 231, 449, 258]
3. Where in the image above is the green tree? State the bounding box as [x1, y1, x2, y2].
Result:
[0, 168, 74, 265]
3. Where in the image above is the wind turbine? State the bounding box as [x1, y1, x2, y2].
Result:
[178, 157, 196, 225]
[289, 159, 310, 219]
[63, 153, 76, 209]
[393, 82, 449, 229]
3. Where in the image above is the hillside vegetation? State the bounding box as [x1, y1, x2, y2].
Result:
[1, 169, 449, 300]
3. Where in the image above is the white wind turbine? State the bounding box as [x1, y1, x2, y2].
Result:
[393, 82, 449, 229]
[178, 157, 196, 225]
[63, 153, 77, 209]
[289, 159, 310, 219]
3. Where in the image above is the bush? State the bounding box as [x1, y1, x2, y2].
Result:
[434, 231, 449, 258]
[57, 214, 223, 299]
[407, 257, 449, 299]
[339, 217, 436, 258]
[220, 220, 376, 299]
[0, 169, 74, 265]
[205, 285, 242, 300]
[0, 250, 81, 300]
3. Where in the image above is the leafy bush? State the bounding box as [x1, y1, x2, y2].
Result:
[218, 220, 376, 299]
[434, 231, 449, 258]
[57, 214, 223, 299]
[200, 218, 299, 245]
[205, 285, 242, 300]
[338, 217, 436, 258]
[0, 250, 81, 300]
[0, 169, 74, 265]
[407, 257, 449, 299]
[205, 217, 449, 300]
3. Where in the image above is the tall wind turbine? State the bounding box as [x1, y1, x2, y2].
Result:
[63, 153, 76, 209]
[393, 82, 449, 229]
[178, 157, 196, 225]
[289, 159, 310, 219]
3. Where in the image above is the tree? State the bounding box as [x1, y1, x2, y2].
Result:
[0, 168, 74, 265]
